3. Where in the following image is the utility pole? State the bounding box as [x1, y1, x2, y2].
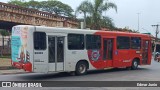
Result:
[152, 24, 160, 42]
[151, 24, 160, 60]
[137, 13, 140, 32]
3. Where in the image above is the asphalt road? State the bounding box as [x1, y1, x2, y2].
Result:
[0, 60, 160, 90]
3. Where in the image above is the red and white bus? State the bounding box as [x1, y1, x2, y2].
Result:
[11, 25, 152, 75]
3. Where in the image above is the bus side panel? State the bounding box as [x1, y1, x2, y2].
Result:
[65, 50, 95, 71]
[112, 38, 130, 67]
[11, 26, 34, 72]
[33, 27, 49, 73]
[26, 27, 35, 72]
[128, 49, 141, 66]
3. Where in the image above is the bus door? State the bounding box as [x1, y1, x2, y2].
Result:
[103, 38, 114, 67]
[48, 36, 65, 72]
[142, 40, 149, 64]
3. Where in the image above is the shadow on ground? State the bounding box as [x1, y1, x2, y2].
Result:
[18, 67, 151, 81]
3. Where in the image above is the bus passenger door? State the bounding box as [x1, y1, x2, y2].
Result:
[56, 37, 64, 71]
[48, 36, 64, 72]
[142, 40, 149, 64]
[103, 38, 114, 67]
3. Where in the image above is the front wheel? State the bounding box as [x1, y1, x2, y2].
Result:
[75, 62, 87, 75]
[131, 59, 138, 70]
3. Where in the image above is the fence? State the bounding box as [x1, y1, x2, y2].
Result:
[0, 37, 11, 56]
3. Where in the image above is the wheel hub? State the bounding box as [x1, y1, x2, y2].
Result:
[79, 64, 86, 73]
[134, 61, 138, 67]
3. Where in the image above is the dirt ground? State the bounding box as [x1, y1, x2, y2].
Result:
[0, 58, 11, 67]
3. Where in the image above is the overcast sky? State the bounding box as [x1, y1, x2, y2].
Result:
[0, 0, 160, 37]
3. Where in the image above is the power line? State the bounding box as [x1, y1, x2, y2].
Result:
[142, 28, 150, 33]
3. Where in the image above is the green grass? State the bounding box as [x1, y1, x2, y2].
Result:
[0, 56, 11, 59]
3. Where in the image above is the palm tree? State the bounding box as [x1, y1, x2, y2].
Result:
[76, 0, 117, 30]
[76, 0, 92, 28]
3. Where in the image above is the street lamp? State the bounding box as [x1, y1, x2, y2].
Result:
[79, 11, 86, 29]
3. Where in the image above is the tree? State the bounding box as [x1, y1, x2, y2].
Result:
[8, 0, 74, 17]
[100, 16, 115, 29]
[26, 0, 41, 9]
[76, 0, 92, 28]
[76, 0, 117, 30]
[8, 0, 27, 7]
[40, 0, 74, 17]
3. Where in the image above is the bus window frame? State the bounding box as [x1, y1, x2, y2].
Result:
[117, 36, 130, 50]
[34, 32, 47, 50]
[68, 33, 85, 50]
[131, 37, 141, 50]
[86, 34, 101, 50]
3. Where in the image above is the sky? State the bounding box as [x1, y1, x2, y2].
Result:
[1, 0, 160, 37]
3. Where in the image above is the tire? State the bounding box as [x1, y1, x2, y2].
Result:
[131, 59, 138, 70]
[75, 62, 87, 75]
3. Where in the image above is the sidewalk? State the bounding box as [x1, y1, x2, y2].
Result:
[0, 69, 26, 75]
[0, 58, 26, 75]
[0, 58, 12, 69]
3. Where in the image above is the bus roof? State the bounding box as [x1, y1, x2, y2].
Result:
[14, 25, 151, 38]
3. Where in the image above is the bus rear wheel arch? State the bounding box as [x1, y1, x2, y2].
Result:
[75, 60, 89, 75]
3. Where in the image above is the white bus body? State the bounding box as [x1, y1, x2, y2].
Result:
[11, 25, 96, 74]
[11, 25, 152, 75]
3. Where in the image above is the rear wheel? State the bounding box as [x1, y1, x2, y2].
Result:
[131, 59, 138, 70]
[75, 62, 87, 75]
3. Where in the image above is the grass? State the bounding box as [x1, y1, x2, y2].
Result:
[0, 55, 11, 58]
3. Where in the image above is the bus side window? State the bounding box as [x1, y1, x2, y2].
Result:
[68, 34, 84, 50]
[131, 37, 141, 49]
[86, 35, 101, 50]
[117, 36, 130, 49]
[34, 32, 46, 50]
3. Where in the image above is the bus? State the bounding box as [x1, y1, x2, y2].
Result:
[11, 25, 152, 75]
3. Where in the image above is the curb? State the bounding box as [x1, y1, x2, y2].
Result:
[0, 69, 27, 75]
[1, 71, 27, 75]
[0, 66, 17, 70]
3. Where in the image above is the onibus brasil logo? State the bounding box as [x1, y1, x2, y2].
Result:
[1, 82, 42, 87]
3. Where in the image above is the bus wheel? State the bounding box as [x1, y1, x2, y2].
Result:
[76, 62, 87, 75]
[131, 59, 138, 70]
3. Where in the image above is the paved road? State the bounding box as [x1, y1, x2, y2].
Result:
[0, 60, 160, 81]
[0, 60, 160, 90]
